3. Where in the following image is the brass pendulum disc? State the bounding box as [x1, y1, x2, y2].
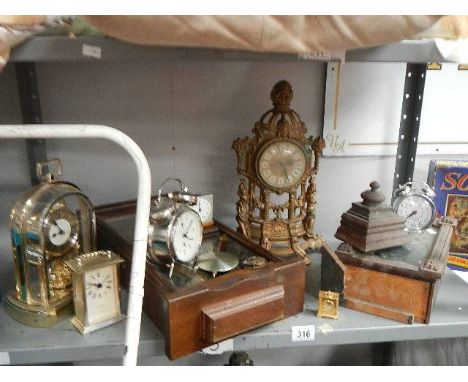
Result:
[197, 249, 239, 277]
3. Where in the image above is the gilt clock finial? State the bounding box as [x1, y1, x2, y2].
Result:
[271, 80, 293, 112]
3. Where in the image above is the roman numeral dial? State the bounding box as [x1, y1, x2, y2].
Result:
[258, 141, 307, 190]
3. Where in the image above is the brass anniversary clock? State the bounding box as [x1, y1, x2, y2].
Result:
[5, 159, 96, 327]
[232, 80, 325, 261]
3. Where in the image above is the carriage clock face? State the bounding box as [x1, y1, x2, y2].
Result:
[84, 265, 119, 325]
[257, 141, 307, 190]
[43, 203, 79, 255]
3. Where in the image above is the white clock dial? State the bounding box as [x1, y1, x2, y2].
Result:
[84, 265, 118, 325]
[395, 195, 434, 232]
[194, 197, 212, 224]
[48, 218, 72, 247]
[172, 209, 203, 263]
[258, 141, 307, 189]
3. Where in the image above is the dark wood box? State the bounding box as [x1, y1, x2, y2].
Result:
[335, 219, 455, 324]
[95, 200, 305, 360]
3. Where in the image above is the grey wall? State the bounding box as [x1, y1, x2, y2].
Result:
[0, 59, 466, 365]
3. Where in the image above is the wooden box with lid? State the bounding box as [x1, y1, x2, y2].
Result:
[336, 217, 456, 324]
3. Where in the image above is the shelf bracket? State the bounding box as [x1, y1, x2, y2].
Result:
[393, 63, 427, 193]
[15, 63, 48, 185]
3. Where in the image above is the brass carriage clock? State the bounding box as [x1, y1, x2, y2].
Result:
[65, 250, 124, 334]
[5, 159, 97, 327]
[232, 80, 325, 261]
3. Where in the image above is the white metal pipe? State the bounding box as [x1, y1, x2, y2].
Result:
[0, 124, 151, 366]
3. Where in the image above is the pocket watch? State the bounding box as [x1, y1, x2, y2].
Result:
[147, 178, 203, 275]
[393, 181, 436, 233]
[65, 250, 124, 334]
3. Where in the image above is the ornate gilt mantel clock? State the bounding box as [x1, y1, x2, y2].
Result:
[232, 80, 325, 260]
[4, 159, 96, 327]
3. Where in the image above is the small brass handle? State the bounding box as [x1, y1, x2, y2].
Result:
[36, 158, 63, 183]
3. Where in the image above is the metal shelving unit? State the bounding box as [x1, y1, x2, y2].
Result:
[3, 249, 467, 365]
[9, 36, 460, 64]
[1, 35, 467, 365]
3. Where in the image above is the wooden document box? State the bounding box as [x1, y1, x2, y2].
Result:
[336, 219, 455, 324]
[95, 200, 305, 360]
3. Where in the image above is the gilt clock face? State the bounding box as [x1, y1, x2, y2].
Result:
[322, 298, 336, 313]
[257, 141, 307, 190]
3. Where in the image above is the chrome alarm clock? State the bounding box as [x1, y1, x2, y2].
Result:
[393, 181, 436, 233]
[147, 178, 203, 275]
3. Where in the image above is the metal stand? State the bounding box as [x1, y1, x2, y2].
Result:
[393, 63, 427, 192]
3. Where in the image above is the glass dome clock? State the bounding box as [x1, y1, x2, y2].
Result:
[4, 159, 96, 327]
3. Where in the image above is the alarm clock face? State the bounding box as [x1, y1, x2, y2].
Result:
[394, 194, 435, 232]
[257, 141, 307, 190]
[192, 196, 213, 225]
[43, 203, 79, 254]
[84, 265, 119, 325]
[170, 209, 203, 263]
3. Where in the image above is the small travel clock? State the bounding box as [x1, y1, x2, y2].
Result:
[190, 193, 214, 227]
[393, 181, 436, 233]
[65, 250, 124, 334]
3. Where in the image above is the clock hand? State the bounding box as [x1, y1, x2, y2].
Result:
[280, 162, 290, 181]
[53, 220, 65, 235]
[183, 232, 194, 241]
[87, 282, 103, 288]
[182, 220, 195, 240]
[407, 210, 418, 219]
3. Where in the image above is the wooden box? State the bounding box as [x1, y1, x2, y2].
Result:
[95, 200, 305, 360]
[335, 218, 455, 324]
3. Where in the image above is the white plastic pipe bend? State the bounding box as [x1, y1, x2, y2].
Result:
[0, 124, 151, 366]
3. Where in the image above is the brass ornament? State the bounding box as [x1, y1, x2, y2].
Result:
[232, 80, 325, 261]
[241, 255, 267, 269]
[317, 290, 340, 319]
